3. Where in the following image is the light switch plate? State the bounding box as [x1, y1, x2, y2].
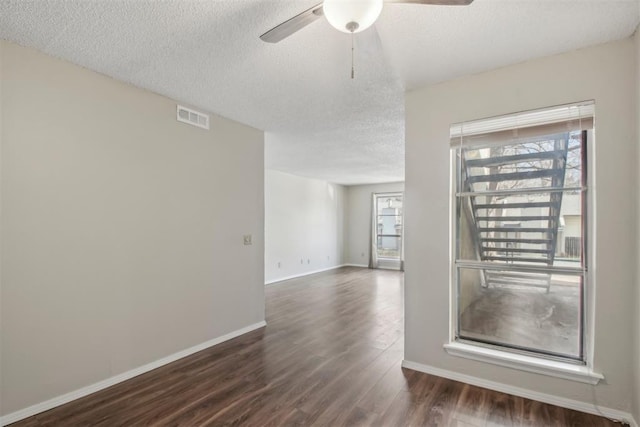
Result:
[243, 234, 252, 245]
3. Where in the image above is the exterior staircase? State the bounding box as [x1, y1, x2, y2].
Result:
[461, 134, 571, 292]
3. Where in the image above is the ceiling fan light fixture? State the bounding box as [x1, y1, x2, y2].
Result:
[322, 0, 383, 33]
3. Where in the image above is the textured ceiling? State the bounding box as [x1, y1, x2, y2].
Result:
[0, 0, 638, 184]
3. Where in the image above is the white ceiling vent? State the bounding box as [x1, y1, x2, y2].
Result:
[177, 105, 210, 130]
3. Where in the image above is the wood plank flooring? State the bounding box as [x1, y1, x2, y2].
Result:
[10, 267, 622, 426]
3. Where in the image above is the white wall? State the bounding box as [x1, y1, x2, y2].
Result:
[0, 41, 265, 416]
[634, 27, 640, 426]
[264, 170, 345, 283]
[0, 40, 4, 421]
[345, 182, 404, 266]
[405, 38, 636, 414]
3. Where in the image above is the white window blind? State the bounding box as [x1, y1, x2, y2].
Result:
[450, 101, 594, 148]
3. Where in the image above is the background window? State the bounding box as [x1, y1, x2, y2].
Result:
[375, 193, 403, 260]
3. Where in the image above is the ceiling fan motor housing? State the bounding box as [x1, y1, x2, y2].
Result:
[346, 21, 360, 32]
[323, 0, 384, 33]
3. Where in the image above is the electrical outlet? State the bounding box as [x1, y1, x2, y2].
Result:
[243, 235, 252, 245]
[361, 252, 365, 257]
[277, 262, 281, 269]
[300, 259, 303, 264]
[307, 259, 310, 264]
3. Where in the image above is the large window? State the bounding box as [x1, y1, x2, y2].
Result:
[451, 102, 593, 363]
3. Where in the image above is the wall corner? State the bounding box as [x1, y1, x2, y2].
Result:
[632, 24, 640, 427]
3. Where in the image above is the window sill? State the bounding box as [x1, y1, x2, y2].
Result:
[443, 342, 603, 385]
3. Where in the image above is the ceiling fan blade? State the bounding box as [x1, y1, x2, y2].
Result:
[260, 3, 324, 43]
[384, 0, 473, 5]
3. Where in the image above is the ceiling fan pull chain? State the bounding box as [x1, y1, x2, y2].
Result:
[344, 21, 359, 79]
[351, 31, 355, 79]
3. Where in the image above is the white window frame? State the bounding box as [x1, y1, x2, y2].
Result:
[374, 192, 404, 262]
[446, 101, 603, 384]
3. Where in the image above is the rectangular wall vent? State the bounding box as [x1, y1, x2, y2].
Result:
[177, 105, 210, 130]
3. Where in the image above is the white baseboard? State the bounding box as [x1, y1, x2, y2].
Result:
[343, 263, 369, 268]
[0, 321, 267, 426]
[402, 360, 637, 427]
[265, 264, 352, 285]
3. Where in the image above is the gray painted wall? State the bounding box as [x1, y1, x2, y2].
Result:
[405, 37, 636, 412]
[0, 41, 265, 415]
[345, 182, 405, 266]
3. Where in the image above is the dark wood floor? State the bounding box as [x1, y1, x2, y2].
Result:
[11, 267, 620, 426]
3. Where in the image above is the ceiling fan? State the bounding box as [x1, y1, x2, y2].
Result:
[260, 0, 474, 44]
